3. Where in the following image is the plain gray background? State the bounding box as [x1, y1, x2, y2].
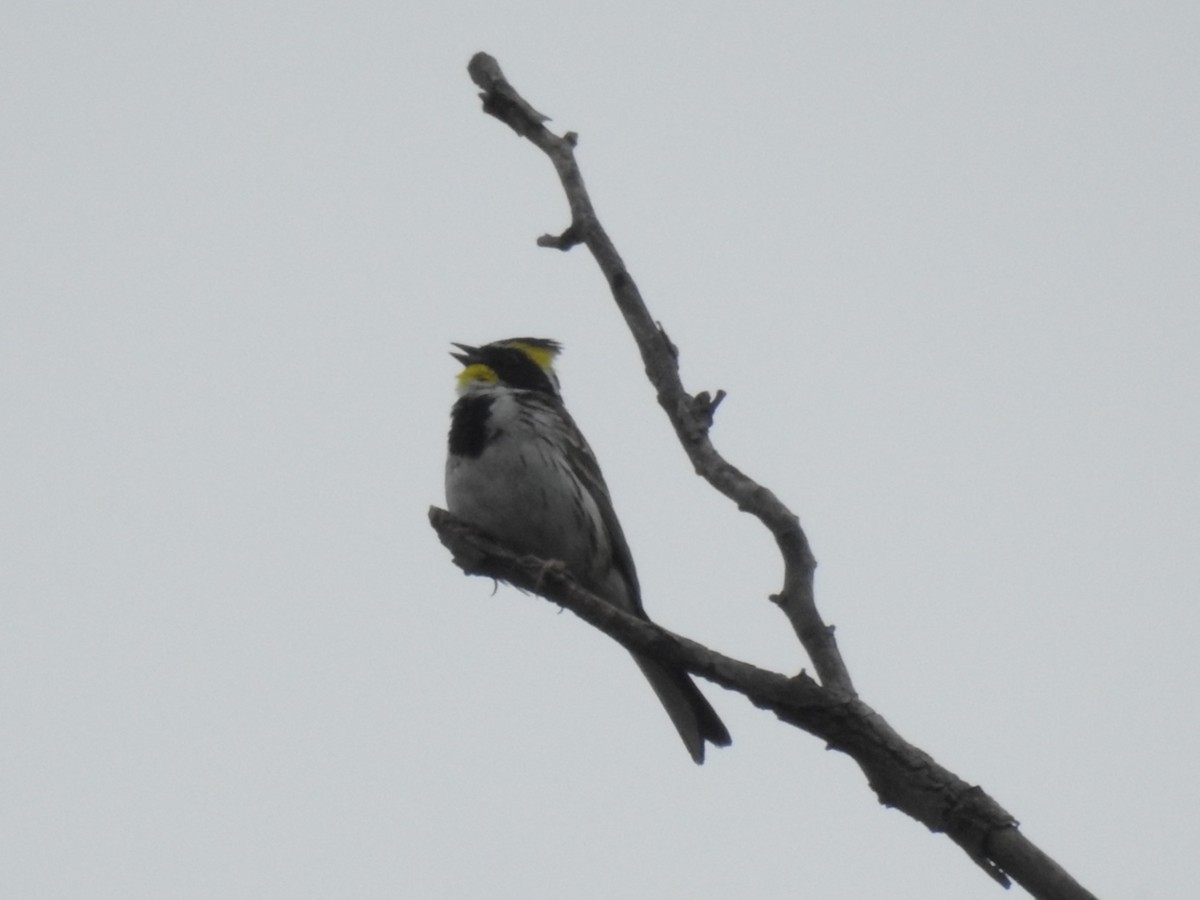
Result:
[3, 3, 1197, 897]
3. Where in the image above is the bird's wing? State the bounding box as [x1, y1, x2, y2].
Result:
[553, 400, 648, 619]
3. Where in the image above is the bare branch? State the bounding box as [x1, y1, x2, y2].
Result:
[431, 507, 800, 703]
[450, 52, 1102, 900]
[431, 507, 1100, 898]
[467, 52, 850, 695]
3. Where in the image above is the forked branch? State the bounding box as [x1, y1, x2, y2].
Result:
[430, 52, 1100, 900]
[466, 51, 849, 695]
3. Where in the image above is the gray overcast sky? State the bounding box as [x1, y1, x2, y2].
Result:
[3, 3, 1197, 898]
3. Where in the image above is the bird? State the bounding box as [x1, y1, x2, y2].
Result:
[445, 337, 731, 763]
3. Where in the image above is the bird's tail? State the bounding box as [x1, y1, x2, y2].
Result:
[631, 652, 731, 764]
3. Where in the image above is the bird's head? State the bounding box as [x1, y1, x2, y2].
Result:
[451, 338, 563, 396]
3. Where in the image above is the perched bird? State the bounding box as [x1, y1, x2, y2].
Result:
[445, 337, 731, 763]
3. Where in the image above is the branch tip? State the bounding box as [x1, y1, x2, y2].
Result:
[537, 223, 585, 251]
[466, 51, 549, 138]
[691, 389, 726, 430]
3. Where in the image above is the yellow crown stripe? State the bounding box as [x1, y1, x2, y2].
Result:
[509, 341, 558, 372]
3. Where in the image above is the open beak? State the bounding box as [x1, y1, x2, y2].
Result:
[450, 342, 478, 366]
